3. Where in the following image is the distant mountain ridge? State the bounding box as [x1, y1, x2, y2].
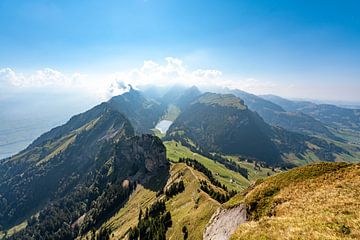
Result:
[160, 85, 202, 111]
[166, 92, 350, 166]
[223, 89, 339, 140]
[262, 94, 360, 131]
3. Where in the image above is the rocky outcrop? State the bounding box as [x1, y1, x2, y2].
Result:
[203, 204, 246, 240]
[115, 134, 167, 171]
[112, 134, 169, 190]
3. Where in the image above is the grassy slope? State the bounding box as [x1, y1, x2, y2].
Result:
[165, 141, 274, 191]
[229, 162, 360, 240]
[85, 141, 274, 239]
[165, 141, 250, 191]
[95, 185, 157, 240]
[9, 117, 99, 165]
[82, 163, 221, 240]
[197, 93, 247, 110]
[316, 126, 360, 163]
[225, 155, 275, 183]
[1, 119, 101, 236]
[165, 163, 220, 240]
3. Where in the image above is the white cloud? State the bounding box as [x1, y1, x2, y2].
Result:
[0, 67, 108, 99]
[0, 67, 83, 88]
[1, 58, 359, 103]
[107, 57, 282, 97]
[0, 68, 21, 86]
[0, 57, 282, 100]
[109, 57, 224, 89]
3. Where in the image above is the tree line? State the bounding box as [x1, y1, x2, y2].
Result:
[167, 135, 249, 179]
[128, 200, 172, 240]
[179, 158, 237, 203]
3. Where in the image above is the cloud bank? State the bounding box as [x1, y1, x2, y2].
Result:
[0, 67, 105, 99]
[0, 68, 83, 87]
[109, 57, 223, 87]
[4, 57, 355, 103]
[0, 58, 286, 101]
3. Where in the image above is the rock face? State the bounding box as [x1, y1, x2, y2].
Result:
[203, 205, 246, 240]
[113, 134, 169, 186]
[119, 134, 167, 173]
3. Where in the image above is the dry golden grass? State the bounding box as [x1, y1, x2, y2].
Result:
[166, 163, 220, 240]
[105, 185, 156, 240]
[231, 163, 360, 240]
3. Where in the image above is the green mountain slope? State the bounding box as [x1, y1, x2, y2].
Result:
[80, 162, 222, 240]
[166, 93, 282, 165]
[0, 100, 169, 239]
[227, 89, 339, 139]
[166, 93, 351, 166]
[262, 94, 360, 131]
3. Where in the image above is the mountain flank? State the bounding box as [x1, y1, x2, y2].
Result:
[224, 162, 360, 239]
[0, 98, 169, 239]
[166, 92, 350, 167]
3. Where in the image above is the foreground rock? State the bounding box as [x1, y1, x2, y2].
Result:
[203, 204, 246, 240]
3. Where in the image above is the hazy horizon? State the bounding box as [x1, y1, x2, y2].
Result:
[1, 0, 360, 103]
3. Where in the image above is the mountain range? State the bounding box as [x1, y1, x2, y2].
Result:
[166, 92, 351, 167]
[0, 85, 359, 240]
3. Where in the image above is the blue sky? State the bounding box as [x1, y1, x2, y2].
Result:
[0, 0, 359, 101]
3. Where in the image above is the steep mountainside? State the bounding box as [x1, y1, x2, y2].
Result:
[0, 101, 168, 239]
[108, 87, 165, 133]
[166, 93, 350, 166]
[80, 162, 223, 240]
[262, 94, 360, 131]
[225, 89, 284, 112]
[161, 86, 202, 111]
[226, 89, 338, 139]
[224, 162, 360, 240]
[260, 94, 315, 112]
[167, 93, 282, 165]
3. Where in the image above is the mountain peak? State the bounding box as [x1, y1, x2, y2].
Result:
[188, 85, 200, 92]
[196, 92, 247, 110]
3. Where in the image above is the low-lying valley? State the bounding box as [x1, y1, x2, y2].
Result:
[0, 85, 359, 240]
